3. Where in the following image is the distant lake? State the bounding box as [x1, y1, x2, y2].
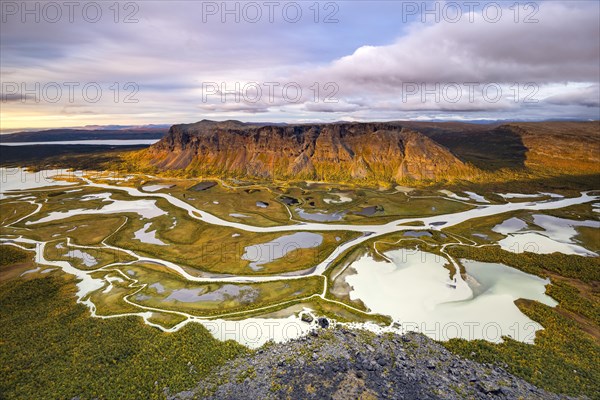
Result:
[0, 139, 159, 146]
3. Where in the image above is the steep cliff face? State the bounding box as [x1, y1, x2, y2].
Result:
[142, 120, 470, 182]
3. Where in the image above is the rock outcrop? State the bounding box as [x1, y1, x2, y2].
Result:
[142, 120, 471, 182]
[169, 328, 574, 400]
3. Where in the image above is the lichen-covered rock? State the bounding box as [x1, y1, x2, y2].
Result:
[168, 329, 576, 400]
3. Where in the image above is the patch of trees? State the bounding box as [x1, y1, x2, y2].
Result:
[444, 301, 600, 397]
[447, 245, 600, 282]
[0, 246, 28, 267]
[0, 276, 248, 400]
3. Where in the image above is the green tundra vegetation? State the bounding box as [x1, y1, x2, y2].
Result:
[44, 240, 137, 270]
[106, 262, 325, 318]
[0, 245, 28, 267]
[447, 245, 600, 283]
[2, 185, 360, 276]
[108, 208, 360, 276]
[6, 213, 128, 247]
[136, 177, 477, 227]
[0, 200, 38, 226]
[88, 270, 146, 316]
[443, 299, 600, 397]
[0, 273, 247, 400]
[166, 180, 294, 227]
[438, 245, 600, 397]
[1, 166, 599, 398]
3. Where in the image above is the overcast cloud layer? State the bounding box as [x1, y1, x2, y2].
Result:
[1, 0, 599, 131]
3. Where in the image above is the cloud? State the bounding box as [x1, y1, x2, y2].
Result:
[1, 1, 598, 128]
[303, 101, 364, 113]
[197, 103, 271, 114]
[1, 93, 30, 102]
[277, 1, 600, 117]
[60, 105, 97, 115]
[308, 2, 599, 91]
[544, 85, 600, 108]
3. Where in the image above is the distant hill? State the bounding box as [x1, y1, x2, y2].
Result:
[410, 120, 600, 174]
[0, 126, 169, 142]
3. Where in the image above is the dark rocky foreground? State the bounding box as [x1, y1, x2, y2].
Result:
[169, 327, 576, 400]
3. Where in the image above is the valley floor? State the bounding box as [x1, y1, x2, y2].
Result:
[1, 167, 599, 398]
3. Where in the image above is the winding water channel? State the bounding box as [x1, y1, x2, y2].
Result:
[1, 169, 598, 347]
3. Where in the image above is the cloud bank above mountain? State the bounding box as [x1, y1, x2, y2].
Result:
[1, 1, 598, 129]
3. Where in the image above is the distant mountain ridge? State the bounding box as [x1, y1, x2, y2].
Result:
[0, 126, 169, 142]
[139, 120, 473, 182]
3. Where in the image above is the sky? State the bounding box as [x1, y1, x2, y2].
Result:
[1, 0, 599, 132]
